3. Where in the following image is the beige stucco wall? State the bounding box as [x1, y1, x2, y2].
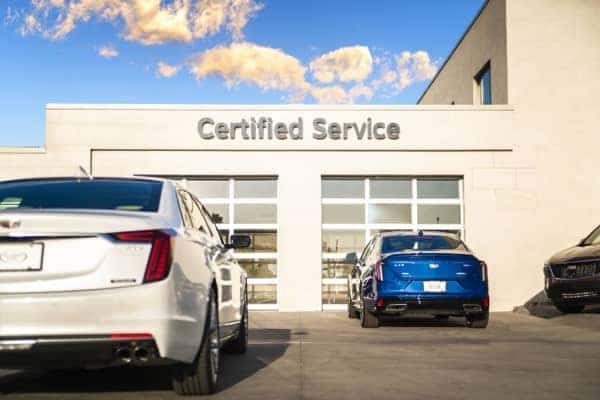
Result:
[502, 0, 600, 304]
[418, 0, 509, 105]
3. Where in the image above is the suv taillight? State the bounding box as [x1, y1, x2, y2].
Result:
[112, 230, 172, 283]
[480, 261, 488, 282]
[375, 260, 384, 281]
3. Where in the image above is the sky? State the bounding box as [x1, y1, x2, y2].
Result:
[0, 0, 484, 147]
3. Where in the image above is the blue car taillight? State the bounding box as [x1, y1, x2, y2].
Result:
[375, 259, 384, 281]
[480, 261, 488, 282]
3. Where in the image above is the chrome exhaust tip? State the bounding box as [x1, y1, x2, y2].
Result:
[115, 347, 133, 364]
[463, 304, 483, 313]
[386, 303, 408, 313]
[133, 346, 149, 363]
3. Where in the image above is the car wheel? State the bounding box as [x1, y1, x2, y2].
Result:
[223, 287, 248, 354]
[360, 300, 379, 328]
[466, 312, 489, 329]
[172, 288, 220, 395]
[553, 302, 585, 314]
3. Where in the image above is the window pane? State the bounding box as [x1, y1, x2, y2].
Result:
[417, 179, 459, 199]
[0, 179, 162, 212]
[322, 230, 365, 253]
[238, 259, 277, 278]
[234, 230, 277, 253]
[234, 204, 277, 224]
[205, 204, 229, 224]
[481, 67, 492, 105]
[368, 204, 411, 224]
[322, 260, 352, 279]
[248, 284, 277, 304]
[322, 284, 348, 305]
[235, 180, 277, 198]
[322, 179, 364, 198]
[418, 205, 461, 224]
[187, 180, 229, 199]
[370, 178, 411, 198]
[322, 204, 364, 224]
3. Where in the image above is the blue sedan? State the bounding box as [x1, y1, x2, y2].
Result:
[346, 231, 489, 328]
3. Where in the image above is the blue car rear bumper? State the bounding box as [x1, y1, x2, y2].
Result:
[365, 294, 489, 316]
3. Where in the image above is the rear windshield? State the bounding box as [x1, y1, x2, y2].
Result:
[382, 235, 467, 253]
[0, 179, 163, 212]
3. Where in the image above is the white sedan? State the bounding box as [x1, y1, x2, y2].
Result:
[0, 177, 250, 395]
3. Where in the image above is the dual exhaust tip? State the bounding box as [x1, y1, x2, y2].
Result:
[116, 345, 151, 364]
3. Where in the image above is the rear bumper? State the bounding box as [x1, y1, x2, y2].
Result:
[0, 272, 208, 367]
[0, 336, 166, 369]
[365, 296, 489, 316]
[544, 270, 600, 305]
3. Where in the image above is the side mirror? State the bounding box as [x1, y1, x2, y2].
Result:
[226, 234, 251, 249]
[345, 252, 358, 265]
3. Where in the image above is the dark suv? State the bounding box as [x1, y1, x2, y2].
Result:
[544, 225, 600, 313]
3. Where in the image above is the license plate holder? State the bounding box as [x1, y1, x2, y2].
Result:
[423, 280, 446, 293]
[0, 242, 44, 272]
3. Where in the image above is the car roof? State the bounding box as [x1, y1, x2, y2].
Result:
[378, 230, 460, 240]
[0, 176, 170, 185]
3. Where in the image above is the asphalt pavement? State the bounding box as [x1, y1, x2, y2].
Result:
[1, 310, 599, 399]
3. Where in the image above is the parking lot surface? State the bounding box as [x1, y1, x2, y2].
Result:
[1, 310, 600, 400]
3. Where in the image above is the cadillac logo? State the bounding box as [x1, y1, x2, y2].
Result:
[0, 219, 21, 229]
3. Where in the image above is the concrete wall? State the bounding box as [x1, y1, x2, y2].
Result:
[418, 0, 509, 105]
[502, 0, 600, 303]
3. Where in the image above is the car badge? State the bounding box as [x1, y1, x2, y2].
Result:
[0, 219, 21, 229]
[429, 263, 440, 269]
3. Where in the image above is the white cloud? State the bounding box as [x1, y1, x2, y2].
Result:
[394, 50, 438, 89]
[310, 85, 347, 104]
[20, 0, 262, 44]
[309, 45, 373, 83]
[98, 44, 119, 58]
[157, 61, 180, 78]
[188, 42, 309, 95]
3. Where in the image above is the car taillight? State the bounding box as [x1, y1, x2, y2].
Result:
[112, 230, 172, 283]
[480, 261, 488, 282]
[482, 297, 490, 310]
[375, 260, 384, 281]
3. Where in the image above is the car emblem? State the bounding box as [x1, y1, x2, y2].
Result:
[429, 263, 440, 269]
[0, 219, 21, 229]
[0, 251, 28, 263]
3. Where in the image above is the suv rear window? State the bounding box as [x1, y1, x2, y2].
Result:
[0, 179, 163, 212]
[382, 235, 466, 253]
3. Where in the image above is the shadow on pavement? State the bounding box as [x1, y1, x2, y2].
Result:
[517, 289, 600, 319]
[0, 328, 290, 395]
[379, 315, 467, 328]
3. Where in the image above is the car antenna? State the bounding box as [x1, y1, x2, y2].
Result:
[78, 166, 93, 181]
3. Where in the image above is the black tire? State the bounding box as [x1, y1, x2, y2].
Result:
[466, 313, 489, 329]
[360, 300, 379, 328]
[223, 287, 249, 354]
[172, 288, 220, 395]
[348, 301, 359, 319]
[553, 302, 585, 314]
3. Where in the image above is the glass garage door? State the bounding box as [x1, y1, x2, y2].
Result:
[321, 177, 464, 310]
[186, 177, 278, 310]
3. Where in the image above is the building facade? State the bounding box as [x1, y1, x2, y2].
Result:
[1, 0, 599, 312]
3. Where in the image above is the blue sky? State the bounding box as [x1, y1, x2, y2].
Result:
[0, 0, 484, 147]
